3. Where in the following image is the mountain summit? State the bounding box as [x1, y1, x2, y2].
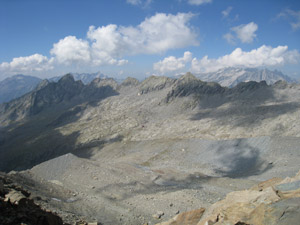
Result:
[0, 74, 118, 127]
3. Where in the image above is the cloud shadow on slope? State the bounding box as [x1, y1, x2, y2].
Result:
[95, 173, 212, 201]
[212, 139, 273, 178]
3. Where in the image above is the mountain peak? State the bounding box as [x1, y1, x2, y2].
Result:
[179, 72, 198, 82]
[58, 73, 75, 84]
[121, 77, 140, 87]
[165, 73, 225, 103]
[139, 75, 175, 94]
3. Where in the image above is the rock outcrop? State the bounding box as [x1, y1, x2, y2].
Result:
[139, 75, 175, 94]
[157, 170, 300, 225]
[157, 208, 205, 225]
[120, 77, 140, 87]
[89, 77, 118, 90]
[0, 172, 64, 225]
[231, 80, 268, 93]
[165, 73, 225, 103]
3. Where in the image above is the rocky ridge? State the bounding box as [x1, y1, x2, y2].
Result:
[49, 72, 108, 84]
[120, 77, 140, 87]
[139, 75, 175, 94]
[0, 74, 118, 127]
[165, 73, 225, 103]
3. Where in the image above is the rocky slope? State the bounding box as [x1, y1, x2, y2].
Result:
[0, 74, 118, 127]
[196, 67, 295, 87]
[0, 73, 299, 224]
[0, 172, 65, 225]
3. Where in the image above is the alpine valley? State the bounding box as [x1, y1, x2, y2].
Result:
[0, 71, 300, 225]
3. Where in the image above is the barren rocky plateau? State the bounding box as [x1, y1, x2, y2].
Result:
[0, 73, 300, 225]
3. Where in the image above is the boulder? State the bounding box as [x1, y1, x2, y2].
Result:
[156, 208, 205, 225]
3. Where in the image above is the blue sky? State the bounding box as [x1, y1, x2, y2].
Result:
[1, 0, 300, 81]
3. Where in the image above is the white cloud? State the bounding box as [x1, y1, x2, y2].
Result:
[224, 22, 258, 44]
[0, 54, 53, 75]
[222, 6, 233, 18]
[117, 59, 129, 66]
[126, 0, 152, 7]
[50, 36, 91, 65]
[153, 51, 192, 74]
[126, 0, 142, 5]
[223, 33, 235, 44]
[191, 45, 300, 73]
[188, 0, 212, 5]
[88, 12, 198, 56]
[232, 22, 258, 43]
[87, 25, 128, 65]
[277, 9, 300, 30]
[1, 13, 197, 77]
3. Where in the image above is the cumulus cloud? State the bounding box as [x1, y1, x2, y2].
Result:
[232, 22, 258, 43]
[277, 9, 300, 30]
[82, 12, 197, 64]
[224, 22, 258, 44]
[153, 51, 192, 74]
[188, 0, 212, 5]
[191, 45, 300, 73]
[50, 34, 127, 66]
[53, 12, 197, 63]
[0, 54, 53, 74]
[50, 36, 91, 65]
[1, 12, 197, 76]
[222, 6, 233, 18]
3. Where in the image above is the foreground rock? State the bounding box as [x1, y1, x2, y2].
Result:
[0, 172, 65, 225]
[157, 170, 300, 225]
[157, 208, 205, 225]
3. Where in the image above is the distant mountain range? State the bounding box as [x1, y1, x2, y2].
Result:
[0, 75, 42, 104]
[0, 69, 296, 104]
[195, 67, 296, 87]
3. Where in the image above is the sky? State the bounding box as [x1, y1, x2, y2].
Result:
[1, 0, 300, 81]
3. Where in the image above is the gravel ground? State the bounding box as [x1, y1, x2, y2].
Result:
[14, 135, 300, 225]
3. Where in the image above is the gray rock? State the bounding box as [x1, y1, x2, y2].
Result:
[276, 180, 300, 192]
[139, 75, 175, 94]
